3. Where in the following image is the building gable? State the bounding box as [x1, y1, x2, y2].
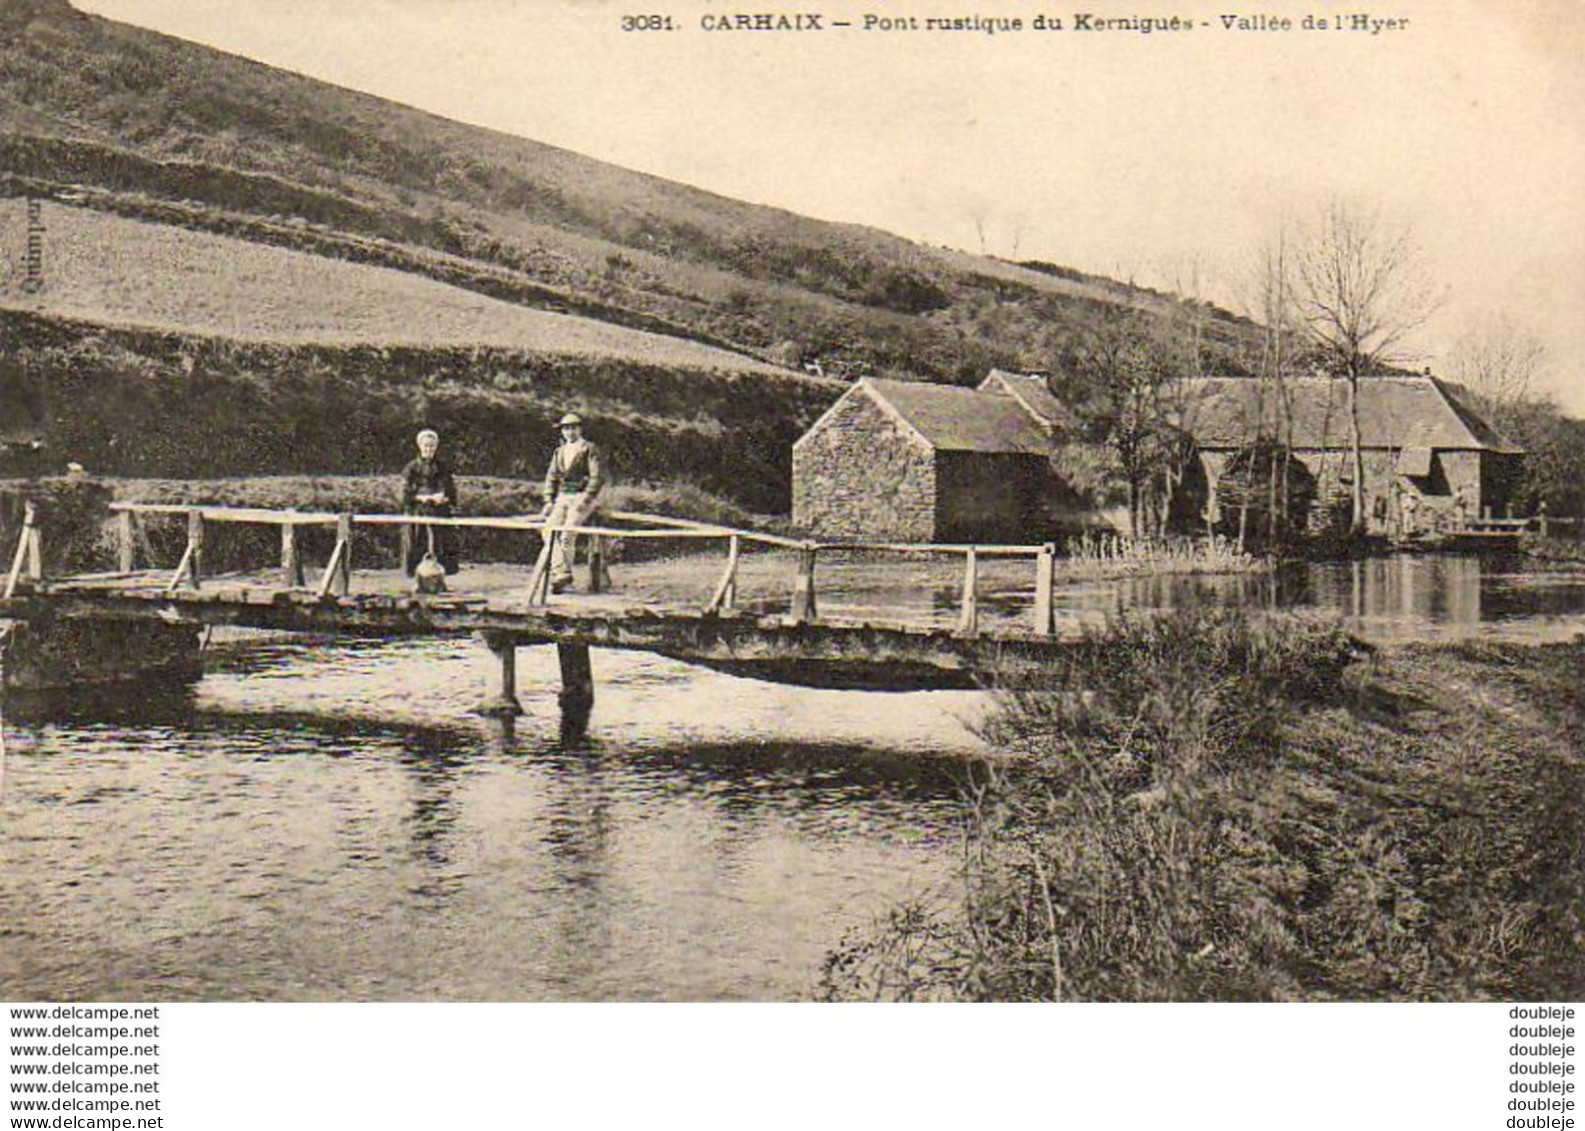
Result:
[977, 370, 1076, 433]
[793, 379, 933, 455]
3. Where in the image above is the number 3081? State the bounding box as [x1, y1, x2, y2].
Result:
[621, 15, 675, 30]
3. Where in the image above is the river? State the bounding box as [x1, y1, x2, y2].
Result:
[1, 552, 1581, 1001]
[0, 641, 987, 1002]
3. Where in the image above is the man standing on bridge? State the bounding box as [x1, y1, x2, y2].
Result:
[540, 412, 605, 593]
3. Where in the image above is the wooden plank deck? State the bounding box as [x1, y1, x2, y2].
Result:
[3, 565, 1077, 692]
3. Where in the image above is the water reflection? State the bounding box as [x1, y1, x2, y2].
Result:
[1056, 553, 1585, 644]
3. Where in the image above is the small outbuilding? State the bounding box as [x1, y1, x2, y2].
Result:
[792, 375, 1061, 542]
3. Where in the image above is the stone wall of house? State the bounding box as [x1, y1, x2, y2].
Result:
[1302, 448, 1388, 533]
[792, 393, 936, 540]
[1200, 447, 1489, 537]
[1307, 449, 1485, 536]
[937, 452, 1049, 542]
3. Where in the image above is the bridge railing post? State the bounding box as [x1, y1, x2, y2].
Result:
[164, 510, 202, 589]
[281, 521, 306, 589]
[25, 505, 42, 583]
[789, 542, 818, 624]
[166, 510, 204, 592]
[958, 547, 979, 637]
[189, 510, 205, 586]
[315, 513, 354, 598]
[1034, 543, 1056, 636]
[4, 502, 39, 599]
[526, 525, 555, 605]
[333, 513, 353, 595]
[588, 534, 611, 594]
[117, 510, 136, 572]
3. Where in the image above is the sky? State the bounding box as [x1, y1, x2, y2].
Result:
[76, 0, 1585, 413]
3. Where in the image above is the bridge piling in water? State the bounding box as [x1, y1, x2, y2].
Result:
[557, 642, 594, 721]
[475, 631, 524, 717]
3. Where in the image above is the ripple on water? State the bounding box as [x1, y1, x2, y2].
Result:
[0, 638, 983, 1001]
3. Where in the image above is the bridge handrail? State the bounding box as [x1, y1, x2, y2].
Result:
[111, 501, 343, 525]
[809, 540, 1046, 557]
[107, 502, 793, 542]
[108, 503, 1055, 556]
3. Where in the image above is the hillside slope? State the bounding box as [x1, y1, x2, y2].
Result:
[0, 306, 836, 512]
[0, 197, 788, 370]
[0, 0, 1260, 383]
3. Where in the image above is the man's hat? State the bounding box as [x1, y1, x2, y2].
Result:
[557, 413, 583, 427]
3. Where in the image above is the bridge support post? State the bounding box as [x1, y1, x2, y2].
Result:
[557, 642, 594, 714]
[474, 631, 523, 717]
[557, 642, 595, 740]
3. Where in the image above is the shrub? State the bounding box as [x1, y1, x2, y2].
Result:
[821, 613, 1584, 1001]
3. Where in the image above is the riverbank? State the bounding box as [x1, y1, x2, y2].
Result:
[820, 614, 1584, 1001]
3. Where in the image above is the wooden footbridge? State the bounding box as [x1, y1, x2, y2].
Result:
[0, 501, 1086, 717]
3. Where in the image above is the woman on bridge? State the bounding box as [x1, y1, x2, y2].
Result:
[401, 429, 459, 576]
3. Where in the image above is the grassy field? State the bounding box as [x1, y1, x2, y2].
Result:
[0, 199, 787, 371]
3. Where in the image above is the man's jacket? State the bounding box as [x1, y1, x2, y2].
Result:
[543, 440, 605, 499]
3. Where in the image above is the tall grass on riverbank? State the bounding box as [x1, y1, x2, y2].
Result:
[1058, 532, 1263, 581]
[1522, 531, 1585, 567]
[820, 610, 1585, 1001]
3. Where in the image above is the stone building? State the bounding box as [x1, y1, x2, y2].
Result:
[1184, 374, 1523, 537]
[792, 375, 1062, 542]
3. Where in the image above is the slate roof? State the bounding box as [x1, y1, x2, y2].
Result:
[862, 378, 1052, 455]
[1181, 375, 1521, 453]
[978, 370, 1077, 431]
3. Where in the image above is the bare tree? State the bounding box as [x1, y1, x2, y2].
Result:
[1446, 315, 1548, 420]
[1291, 200, 1442, 534]
[1245, 226, 1309, 546]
